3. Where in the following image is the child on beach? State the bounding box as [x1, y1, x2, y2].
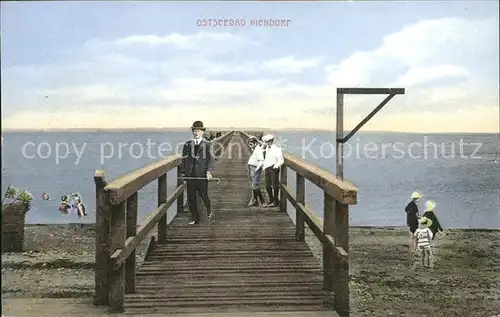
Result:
[422, 200, 444, 239]
[414, 217, 434, 268]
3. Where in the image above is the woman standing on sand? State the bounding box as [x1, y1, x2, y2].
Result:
[406, 191, 423, 233]
[405, 191, 423, 250]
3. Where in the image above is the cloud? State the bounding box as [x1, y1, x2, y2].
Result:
[360, 105, 499, 133]
[5, 102, 497, 133]
[2, 19, 499, 133]
[261, 56, 322, 74]
[394, 65, 469, 87]
[376, 17, 498, 66]
[115, 32, 235, 46]
[326, 51, 383, 86]
[319, 16, 498, 125]
[112, 32, 258, 53]
[160, 77, 284, 104]
[326, 17, 498, 87]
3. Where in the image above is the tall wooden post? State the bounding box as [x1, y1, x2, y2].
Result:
[334, 89, 345, 315]
[177, 165, 184, 213]
[336, 91, 344, 180]
[334, 202, 349, 316]
[94, 170, 110, 306]
[279, 165, 287, 212]
[331, 88, 405, 316]
[295, 174, 305, 241]
[125, 192, 138, 294]
[323, 192, 336, 291]
[109, 201, 126, 312]
[158, 174, 167, 244]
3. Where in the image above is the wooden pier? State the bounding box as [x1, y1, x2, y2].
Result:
[93, 131, 358, 316]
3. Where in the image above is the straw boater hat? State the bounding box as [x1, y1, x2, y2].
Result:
[262, 134, 274, 142]
[424, 200, 436, 212]
[419, 216, 433, 228]
[411, 191, 423, 200]
[191, 120, 206, 131]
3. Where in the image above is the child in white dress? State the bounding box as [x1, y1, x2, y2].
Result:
[413, 217, 434, 269]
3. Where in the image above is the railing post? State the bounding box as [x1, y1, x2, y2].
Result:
[94, 170, 110, 306]
[334, 202, 350, 316]
[177, 165, 184, 213]
[109, 201, 126, 313]
[279, 165, 287, 212]
[323, 192, 336, 292]
[158, 173, 167, 244]
[295, 174, 305, 241]
[125, 192, 138, 294]
[336, 90, 344, 180]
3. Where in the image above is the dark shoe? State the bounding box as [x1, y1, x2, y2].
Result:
[248, 189, 257, 206]
[273, 187, 280, 204]
[266, 186, 273, 202]
[250, 189, 261, 206]
[256, 189, 265, 205]
[264, 201, 275, 207]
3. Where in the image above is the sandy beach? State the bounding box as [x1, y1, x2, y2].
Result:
[2, 224, 500, 317]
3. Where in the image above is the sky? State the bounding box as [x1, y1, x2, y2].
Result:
[1, 1, 499, 132]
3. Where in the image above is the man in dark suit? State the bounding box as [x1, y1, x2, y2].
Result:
[181, 120, 215, 225]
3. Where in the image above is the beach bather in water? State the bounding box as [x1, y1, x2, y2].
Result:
[59, 193, 86, 218]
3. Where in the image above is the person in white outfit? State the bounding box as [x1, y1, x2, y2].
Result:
[413, 216, 434, 269]
[247, 136, 266, 206]
[262, 134, 284, 207]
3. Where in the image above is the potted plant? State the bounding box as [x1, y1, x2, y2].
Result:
[2, 185, 33, 253]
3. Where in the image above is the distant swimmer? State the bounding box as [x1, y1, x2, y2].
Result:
[59, 192, 87, 218]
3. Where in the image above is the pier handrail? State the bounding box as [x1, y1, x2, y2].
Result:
[93, 131, 234, 312]
[240, 130, 358, 316]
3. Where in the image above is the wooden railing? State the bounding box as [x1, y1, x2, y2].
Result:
[240, 131, 358, 316]
[93, 131, 235, 312]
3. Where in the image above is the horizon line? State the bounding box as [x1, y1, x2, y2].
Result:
[1, 127, 498, 134]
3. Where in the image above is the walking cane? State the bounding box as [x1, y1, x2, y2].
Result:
[178, 177, 221, 184]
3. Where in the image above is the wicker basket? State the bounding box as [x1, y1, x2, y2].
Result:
[2, 202, 29, 253]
